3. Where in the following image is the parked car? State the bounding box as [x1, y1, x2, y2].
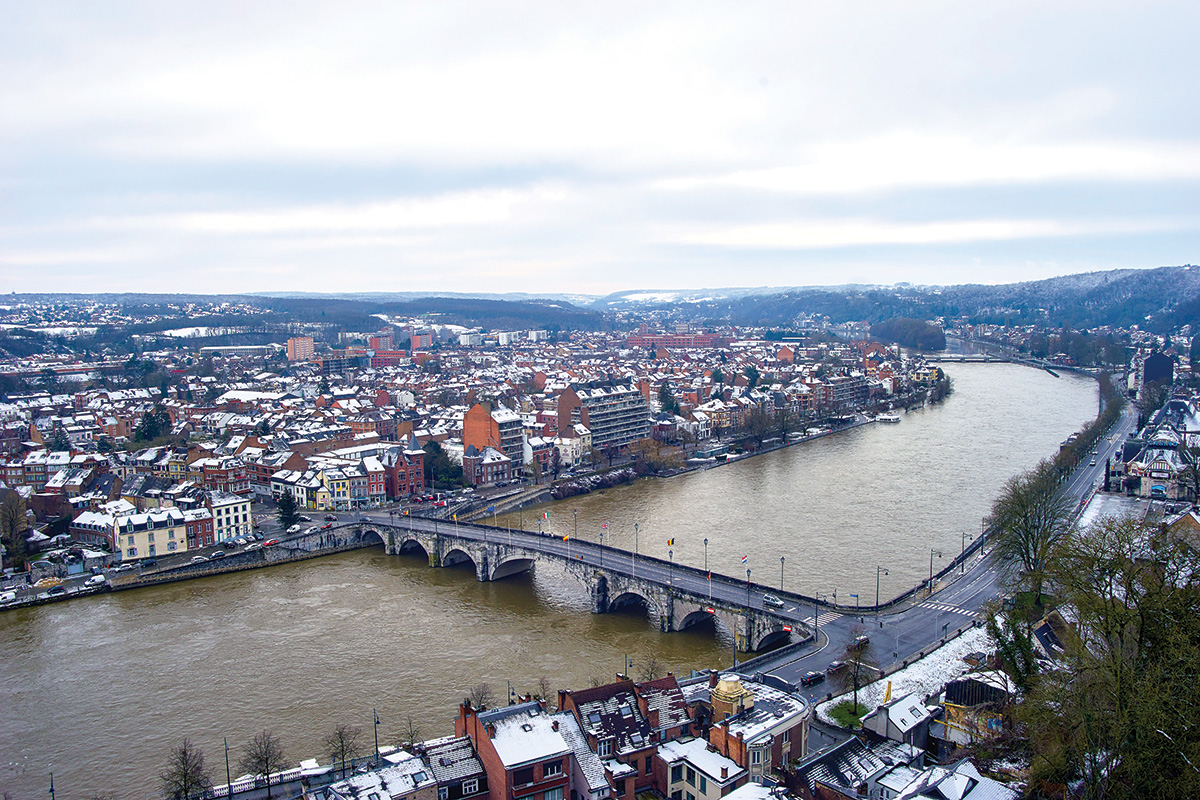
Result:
[46, 586, 68, 597]
[320, 523, 333, 530]
[141, 559, 157, 568]
[762, 593, 785, 608]
[0, 590, 17, 603]
[299, 515, 312, 522]
[263, 539, 280, 546]
[191, 555, 209, 563]
[210, 551, 226, 560]
[324, 514, 338, 521]
[244, 543, 262, 551]
[801, 671, 825, 686]
[826, 660, 846, 674]
[84, 575, 106, 587]
[115, 563, 135, 572]
[286, 524, 301, 534]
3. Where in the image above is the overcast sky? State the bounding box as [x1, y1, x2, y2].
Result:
[1, 1, 1197, 296]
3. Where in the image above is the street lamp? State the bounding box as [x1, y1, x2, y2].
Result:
[704, 538, 710, 600]
[573, 509, 578, 542]
[875, 566, 889, 614]
[632, 522, 639, 579]
[780, 556, 785, 591]
[669, 549, 674, 585]
[929, 549, 942, 593]
[813, 591, 827, 634]
[746, 568, 752, 605]
[961, 532, 973, 574]
[599, 530, 604, 568]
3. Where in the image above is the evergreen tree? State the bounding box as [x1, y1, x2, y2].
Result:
[277, 491, 300, 530]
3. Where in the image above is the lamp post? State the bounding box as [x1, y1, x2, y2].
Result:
[669, 549, 674, 585]
[599, 530, 604, 568]
[633, 522, 639, 579]
[224, 737, 231, 793]
[780, 556, 785, 591]
[813, 591, 827, 634]
[374, 708, 381, 761]
[875, 566, 888, 614]
[961, 532, 972, 574]
[929, 549, 942, 593]
[746, 568, 752, 605]
[704, 537, 710, 600]
[573, 509, 577, 543]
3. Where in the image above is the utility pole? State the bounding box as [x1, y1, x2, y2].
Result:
[876, 566, 888, 617]
[780, 556, 785, 590]
[929, 549, 942, 593]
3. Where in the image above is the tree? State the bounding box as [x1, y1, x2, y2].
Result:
[1021, 515, 1200, 797]
[324, 724, 361, 778]
[741, 408, 773, 448]
[0, 492, 28, 569]
[638, 653, 662, 682]
[744, 365, 760, 389]
[711, 368, 724, 385]
[159, 737, 212, 800]
[468, 683, 494, 709]
[984, 600, 1039, 693]
[239, 730, 285, 800]
[277, 491, 300, 530]
[135, 405, 172, 442]
[833, 626, 876, 718]
[985, 459, 1074, 606]
[658, 382, 680, 416]
[536, 676, 554, 707]
[48, 425, 71, 452]
[396, 715, 422, 748]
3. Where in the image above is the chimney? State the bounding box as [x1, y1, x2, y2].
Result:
[721, 767, 728, 780]
[486, 723, 496, 738]
[709, 672, 718, 688]
[552, 720, 559, 731]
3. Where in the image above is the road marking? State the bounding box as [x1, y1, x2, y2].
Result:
[919, 600, 974, 616]
[814, 611, 842, 625]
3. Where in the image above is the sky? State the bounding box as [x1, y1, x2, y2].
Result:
[1, 1, 1197, 296]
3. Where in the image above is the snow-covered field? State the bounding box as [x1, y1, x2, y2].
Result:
[816, 625, 993, 725]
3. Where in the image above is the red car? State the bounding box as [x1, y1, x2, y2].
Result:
[321, 522, 333, 530]
[263, 538, 280, 546]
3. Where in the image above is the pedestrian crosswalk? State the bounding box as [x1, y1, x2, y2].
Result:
[814, 611, 842, 625]
[919, 600, 973, 616]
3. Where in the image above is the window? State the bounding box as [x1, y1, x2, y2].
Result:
[147, 532, 154, 543]
[463, 780, 478, 795]
[127, 535, 135, 546]
[543, 760, 562, 778]
[148, 544, 156, 556]
[599, 740, 612, 757]
[686, 794, 695, 800]
[645, 757, 652, 775]
[782, 730, 790, 743]
[750, 750, 762, 766]
[686, 768, 696, 786]
[671, 793, 682, 800]
[544, 789, 562, 800]
[167, 542, 177, 551]
[671, 766, 683, 783]
[168, 530, 175, 539]
[699, 777, 706, 793]
[438, 789, 449, 800]
[126, 548, 136, 557]
[514, 768, 535, 786]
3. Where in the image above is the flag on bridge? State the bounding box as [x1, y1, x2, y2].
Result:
[667, 538, 674, 545]
[601, 521, 609, 529]
[487, 505, 495, 514]
[563, 534, 569, 541]
[541, 511, 549, 520]
[741, 555, 748, 564]
[452, 513, 457, 521]
[849, 593, 859, 599]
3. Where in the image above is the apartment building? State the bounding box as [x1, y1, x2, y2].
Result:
[558, 386, 651, 450]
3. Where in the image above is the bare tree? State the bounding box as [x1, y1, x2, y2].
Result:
[468, 683, 494, 709]
[638, 653, 662, 682]
[986, 459, 1074, 606]
[397, 715, 422, 748]
[833, 625, 877, 719]
[239, 730, 285, 799]
[536, 676, 554, 707]
[159, 737, 212, 800]
[323, 724, 361, 778]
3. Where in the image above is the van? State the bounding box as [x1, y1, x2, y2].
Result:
[0, 591, 17, 603]
[84, 575, 106, 588]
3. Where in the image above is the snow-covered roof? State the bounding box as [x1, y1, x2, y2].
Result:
[552, 712, 609, 793]
[477, 702, 571, 768]
[657, 737, 744, 786]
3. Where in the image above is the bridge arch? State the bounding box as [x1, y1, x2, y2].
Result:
[609, 590, 653, 617]
[395, 536, 430, 559]
[491, 556, 534, 581]
[360, 528, 384, 547]
[753, 625, 796, 652]
[441, 547, 478, 571]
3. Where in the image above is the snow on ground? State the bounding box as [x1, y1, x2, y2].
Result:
[816, 625, 992, 725]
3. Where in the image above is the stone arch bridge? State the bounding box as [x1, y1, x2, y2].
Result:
[313, 517, 813, 652]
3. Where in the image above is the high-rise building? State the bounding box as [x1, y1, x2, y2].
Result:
[286, 335, 314, 362]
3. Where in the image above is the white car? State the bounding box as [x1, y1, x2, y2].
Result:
[763, 594, 785, 608]
[286, 524, 302, 534]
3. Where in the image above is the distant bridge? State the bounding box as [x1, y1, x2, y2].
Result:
[921, 354, 1009, 363]
[303, 516, 816, 652]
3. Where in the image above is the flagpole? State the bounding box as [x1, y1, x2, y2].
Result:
[373, 708, 380, 761]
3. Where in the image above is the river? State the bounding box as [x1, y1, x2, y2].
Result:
[0, 363, 1097, 799]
